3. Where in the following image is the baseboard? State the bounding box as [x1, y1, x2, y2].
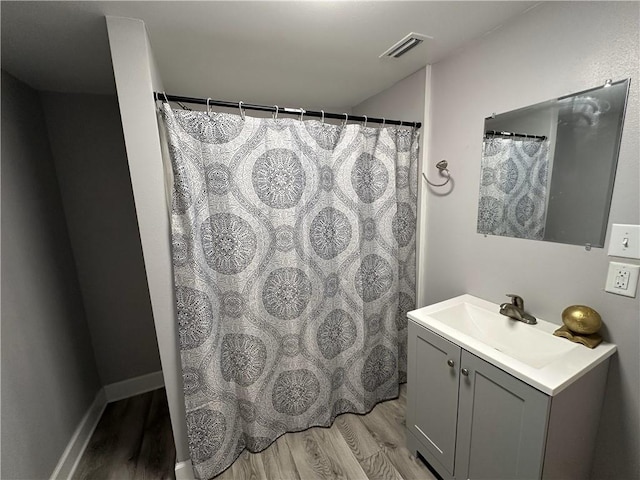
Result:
[175, 459, 195, 479]
[50, 371, 165, 479]
[49, 389, 108, 480]
[103, 370, 165, 402]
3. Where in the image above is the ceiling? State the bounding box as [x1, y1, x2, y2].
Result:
[1, 1, 538, 110]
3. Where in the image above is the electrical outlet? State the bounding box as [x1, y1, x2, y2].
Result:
[605, 262, 640, 297]
[615, 270, 630, 289]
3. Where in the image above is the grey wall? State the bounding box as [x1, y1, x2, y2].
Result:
[185, 104, 352, 123]
[426, 3, 639, 479]
[352, 67, 427, 304]
[352, 68, 425, 129]
[40, 92, 161, 385]
[1, 71, 101, 479]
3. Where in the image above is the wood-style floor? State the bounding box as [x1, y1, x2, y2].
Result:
[74, 385, 438, 480]
[73, 388, 176, 480]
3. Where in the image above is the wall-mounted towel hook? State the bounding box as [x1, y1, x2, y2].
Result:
[423, 160, 452, 187]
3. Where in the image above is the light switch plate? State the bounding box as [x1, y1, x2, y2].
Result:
[608, 224, 640, 259]
[605, 261, 640, 297]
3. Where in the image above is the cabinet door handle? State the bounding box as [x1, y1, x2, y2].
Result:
[447, 359, 455, 368]
[461, 368, 470, 377]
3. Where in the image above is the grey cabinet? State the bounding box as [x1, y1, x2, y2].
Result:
[407, 320, 461, 474]
[406, 320, 610, 480]
[454, 350, 549, 480]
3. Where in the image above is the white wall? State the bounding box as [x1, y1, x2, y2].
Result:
[1, 71, 101, 479]
[105, 16, 191, 469]
[40, 92, 161, 385]
[353, 67, 428, 305]
[426, 3, 639, 478]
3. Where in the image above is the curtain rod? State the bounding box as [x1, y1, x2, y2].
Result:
[485, 130, 547, 140]
[154, 92, 422, 129]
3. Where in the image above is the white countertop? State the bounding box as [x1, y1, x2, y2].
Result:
[408, 294, 617, 396]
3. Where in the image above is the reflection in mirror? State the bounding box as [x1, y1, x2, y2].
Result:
[477, 79, 630, 247]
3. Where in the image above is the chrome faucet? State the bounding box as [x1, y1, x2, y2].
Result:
[499, 294, 537, 325]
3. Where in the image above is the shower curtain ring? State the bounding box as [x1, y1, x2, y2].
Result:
[206, 98, 212, 116]
[273, 105, 279, 120]
[382, 118, 386, 127]
[299, 108, 305, 122]
[342, 113, 348, 127]
[161, 91, 169, 103]
[362, 115, 368, 128]
[399, 120, 403, 127]
[321, 110, 325, 124]
[238, 101, 245, 120]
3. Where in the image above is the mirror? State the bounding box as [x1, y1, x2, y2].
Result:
[477, 78, 630, 247]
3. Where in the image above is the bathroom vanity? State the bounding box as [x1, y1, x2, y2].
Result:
[406, 295, 617, 480]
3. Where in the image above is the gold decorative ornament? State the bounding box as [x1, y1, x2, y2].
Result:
[561, 305, 602, 334]
[554, 305, 603, 348]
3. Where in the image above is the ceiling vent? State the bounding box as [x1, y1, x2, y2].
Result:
[379, 32, 431, 59]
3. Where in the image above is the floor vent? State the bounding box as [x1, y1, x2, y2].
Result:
[379, 32, 431, 58]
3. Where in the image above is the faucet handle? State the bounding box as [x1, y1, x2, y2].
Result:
[506, 294, 524, 310]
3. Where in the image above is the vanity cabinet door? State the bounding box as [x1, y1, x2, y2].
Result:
[455, 351, 551, 480]
[407, 321, 461, 476]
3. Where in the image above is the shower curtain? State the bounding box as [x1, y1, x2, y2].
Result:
[478, 136, 550, 240]
[161, 104, 418, 479]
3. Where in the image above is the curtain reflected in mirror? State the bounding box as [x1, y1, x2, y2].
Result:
[477, 78, 630, 247]
[478, 136, 550, 240]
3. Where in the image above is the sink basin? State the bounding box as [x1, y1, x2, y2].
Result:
[408, 294, 617, 395]
[427, 302, 576, 369]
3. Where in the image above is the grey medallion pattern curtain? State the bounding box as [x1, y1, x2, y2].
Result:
[478, 137, 550, 240]
[161, 104, 418, 480]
